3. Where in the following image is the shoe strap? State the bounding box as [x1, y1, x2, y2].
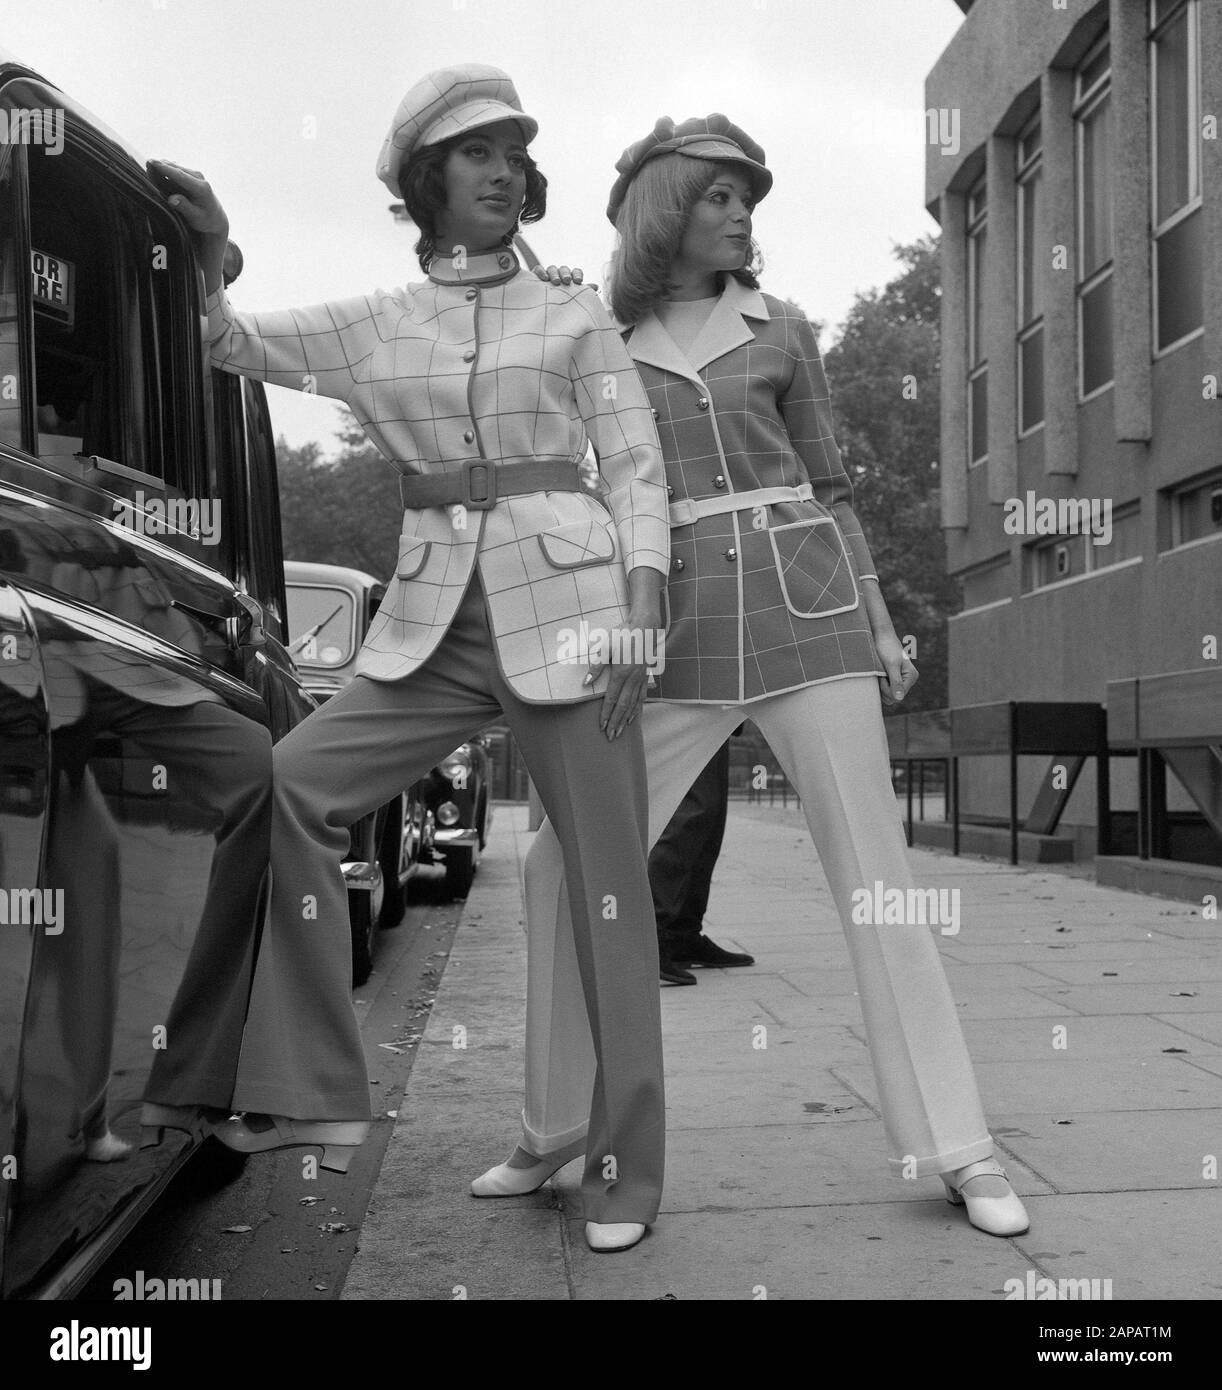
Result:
[951, 1158, 1008, 1185]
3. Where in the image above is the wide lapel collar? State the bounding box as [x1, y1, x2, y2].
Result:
[619, 309, 705, 389]
[686, 278, 771, 372]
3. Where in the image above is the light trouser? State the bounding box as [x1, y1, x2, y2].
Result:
[232, 572, 666, 1224]
[522, 676, 995, 1179]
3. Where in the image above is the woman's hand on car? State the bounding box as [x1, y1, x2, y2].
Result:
[146, 159, 230, 239]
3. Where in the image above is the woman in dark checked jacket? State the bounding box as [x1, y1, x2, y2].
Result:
[142, 66, 673, 1253]
[476, 115, 1030, 1241]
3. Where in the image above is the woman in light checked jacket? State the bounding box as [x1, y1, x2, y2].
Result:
[475, 115, 1030, 1241]
[141, 66, 673, 1253]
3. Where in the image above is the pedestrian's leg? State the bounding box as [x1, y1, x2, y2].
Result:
[512, 703, 741, 1180]
[751, 679, 995, 1176]
[653, 739, 732, 960]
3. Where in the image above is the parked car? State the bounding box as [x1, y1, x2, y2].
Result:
[284, 561, 493, 914]
[0, 49, 314, 1298]
[421, 736, 492, 897]
[283, 561, 435, 984]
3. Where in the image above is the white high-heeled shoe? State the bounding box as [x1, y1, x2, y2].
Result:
[471, 1141, 584, 1197]
[942, 1158, 1029, 1236]
[585, 1221, 646, 1252]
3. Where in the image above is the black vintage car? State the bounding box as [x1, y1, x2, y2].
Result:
[283, 560, 436, 983]
[0, 49, 314, 1298]
[284, 561, 492, 912]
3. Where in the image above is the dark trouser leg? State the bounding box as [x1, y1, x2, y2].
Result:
[649, 739, 731, 957]
[233, 581, 501, 1119]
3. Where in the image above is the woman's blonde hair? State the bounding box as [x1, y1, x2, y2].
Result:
[607, 153, 762, 325]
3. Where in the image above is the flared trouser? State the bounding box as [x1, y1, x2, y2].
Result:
[233, 573, 666, 1223]
[521, 676, 995, 1179]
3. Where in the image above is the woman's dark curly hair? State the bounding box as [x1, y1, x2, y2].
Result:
[399, 129, 548, 272]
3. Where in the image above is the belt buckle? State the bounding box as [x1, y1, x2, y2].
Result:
[461, 458, 496, 510]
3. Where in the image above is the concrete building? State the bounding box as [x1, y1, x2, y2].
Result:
[925, 0, 1222, 890]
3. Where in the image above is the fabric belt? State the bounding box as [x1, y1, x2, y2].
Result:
[668, 482, 814, 528]
[398, 459, 584, 511]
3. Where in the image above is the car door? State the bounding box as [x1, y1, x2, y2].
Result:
[0, 68, 302, 1298]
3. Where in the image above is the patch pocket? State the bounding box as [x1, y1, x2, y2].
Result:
[768, 517, 859, 618]
[395, 534, 432, 579]
[537, 519, 618, 570]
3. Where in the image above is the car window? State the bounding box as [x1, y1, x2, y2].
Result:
[0, 144, 27, 450]
[3, 82, 203, 507]
[284, 583, 357, 666]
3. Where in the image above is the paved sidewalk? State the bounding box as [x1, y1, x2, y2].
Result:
[343, 802, 1222, 1301]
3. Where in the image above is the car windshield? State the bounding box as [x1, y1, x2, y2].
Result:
[285, 583, 357, 666]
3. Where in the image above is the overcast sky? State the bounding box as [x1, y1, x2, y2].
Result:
[5, 0, 963, 453]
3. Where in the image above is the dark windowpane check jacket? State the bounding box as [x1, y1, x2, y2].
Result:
[620, 278, 885, 704]
[204, 253, 670, 704]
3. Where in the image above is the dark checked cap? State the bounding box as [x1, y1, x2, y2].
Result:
[607, 113, 772, 225]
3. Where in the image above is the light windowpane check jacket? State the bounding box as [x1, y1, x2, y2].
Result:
[205, 251, 670, 703]
[621, 277, 885, 704]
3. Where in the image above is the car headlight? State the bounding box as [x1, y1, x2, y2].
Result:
[437, 801, 460, 826]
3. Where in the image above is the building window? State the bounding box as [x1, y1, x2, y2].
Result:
[1169, 471, 1222, 548]
[1150, 0, 1203, 354]
[1026, 503, 1141, 591]
[1016, 115, 1044, 435]
[1075, 36, 1114, 401]
[966, 175, 988, 466]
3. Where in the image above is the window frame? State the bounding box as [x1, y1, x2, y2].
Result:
[1016, 112, 1045, 438]
[1150, 0, 1204, 358]
[966, 173, 988, 468]
[1073, 40, 1115, 404]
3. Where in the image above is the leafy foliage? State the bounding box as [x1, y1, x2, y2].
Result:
[276, 421, 404, 582]
[818, 235, 960, 710]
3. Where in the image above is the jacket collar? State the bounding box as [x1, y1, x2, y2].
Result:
[428, 245, 520, 286]
[620, 277, 770, 381]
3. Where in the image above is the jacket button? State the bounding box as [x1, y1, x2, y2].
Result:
[725, 548, 737, 561]
[651, 408, 660, 420]
[697, 397, 709, 410]
[462, 349, 476, 362]
[497, 253, 513, 269]
[465, 289, 477, 301]
[666, 484, 675, 499]
[463, 429, 475, 444]
[714, 474, 726, 489]
[673, 557, 685, 571]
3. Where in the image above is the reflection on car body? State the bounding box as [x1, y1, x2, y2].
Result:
[0, 48, 312, 1299]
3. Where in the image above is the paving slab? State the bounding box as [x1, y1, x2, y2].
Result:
[343, 803, 1222, 1301]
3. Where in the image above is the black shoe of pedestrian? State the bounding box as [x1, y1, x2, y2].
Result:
[659, 954, 697, 986]
[675, 936, 755, 968]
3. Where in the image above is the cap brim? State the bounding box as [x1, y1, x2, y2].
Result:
[672, 138, 772, 199]
[421, 99, 539, 149]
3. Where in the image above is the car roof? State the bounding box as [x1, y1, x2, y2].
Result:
[0, 45, 147, 171]
[284, 560, 386, 591]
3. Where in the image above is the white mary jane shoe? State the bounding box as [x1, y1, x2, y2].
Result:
[585, 1221, 647, 1253]
[471, 1141, 585, 1198]
[942, 1158, 1029, 1236]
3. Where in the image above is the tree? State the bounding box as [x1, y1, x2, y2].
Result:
[820, 235, 959, 710]
[276, 414, 405, 579]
